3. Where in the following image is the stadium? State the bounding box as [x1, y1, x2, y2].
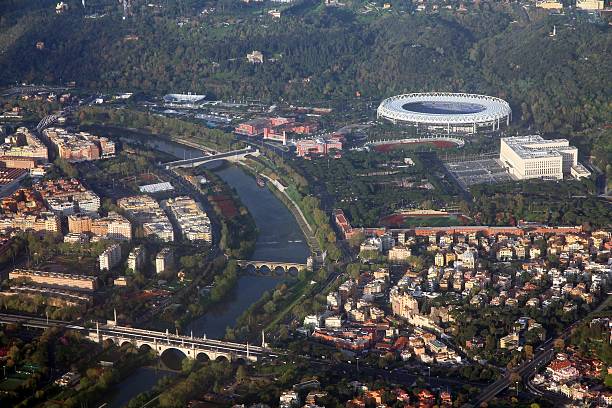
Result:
[377, 92, 512, 135]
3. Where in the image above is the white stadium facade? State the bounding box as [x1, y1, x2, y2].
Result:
[377, 92, 512, 135]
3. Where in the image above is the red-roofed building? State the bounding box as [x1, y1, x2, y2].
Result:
[547, 359, 579, 382]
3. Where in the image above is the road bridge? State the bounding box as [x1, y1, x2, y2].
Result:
[236, 259, 309, 274]
[164, 147, 259, 169]
[0, 313, 279, 363]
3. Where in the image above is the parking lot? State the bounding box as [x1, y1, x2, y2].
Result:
[445, 158, 514, 189]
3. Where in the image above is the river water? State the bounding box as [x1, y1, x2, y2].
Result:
[106, 367, 177, 408]
[125, 136, 310, 338]
[105, 135, 310, 406]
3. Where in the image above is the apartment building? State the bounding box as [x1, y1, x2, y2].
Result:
[42, 127, 115, 162]
[0, 127, 48, 163]
[118, 195, 173, 242]
[155, 247, 174, 274]
[162, 196, 211, 242]
[99, 244, 122, 271]
[127, 246, 145, 272]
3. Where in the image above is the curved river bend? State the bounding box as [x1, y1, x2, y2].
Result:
[129, 137, 310, 338]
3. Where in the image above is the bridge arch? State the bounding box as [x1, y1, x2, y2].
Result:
[120, 340, 134, 349]
[160, 347, 188, 370]
[102, 338, 115, 348]
[273, 265, 286, 276]
[215, 355, 229, 363]
[287, 266, 299, 276]
[196, 352, 211, 362]
[139, 343, 153, 353]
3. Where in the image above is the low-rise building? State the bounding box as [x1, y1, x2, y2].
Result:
[388, 245, 411, 262]
[9, 269, 97, 292]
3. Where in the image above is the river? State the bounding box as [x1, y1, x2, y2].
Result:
[105, 135, 310, 406]
[123, 136, 310, 338]
[106, 367, 177, 408]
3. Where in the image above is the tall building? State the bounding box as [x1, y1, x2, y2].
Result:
[155, 247, 173, 274]
[500, 136, 590, 180]
[127, 246, 145, 272]
[99, 244, 122, 271]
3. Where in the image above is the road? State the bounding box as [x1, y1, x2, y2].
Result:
[466, 294, 611, 407]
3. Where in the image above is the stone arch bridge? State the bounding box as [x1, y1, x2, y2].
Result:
[236, 260, 309, 275]
[0, 313, 281, 363]
[88, 324, 271, 363]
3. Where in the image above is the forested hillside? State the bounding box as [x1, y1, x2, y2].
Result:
[0, 0, 610, 134]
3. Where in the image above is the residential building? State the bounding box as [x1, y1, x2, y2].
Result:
[499, 333, 519, 350]
[155, 248, 174, 274]
[0, 212, 61, 234]
[127, 246, 145, 272]
[390, 288, 419, 318]
[118, 195, 173, 241]
[246, 50, 264, 64]
[388, 245, 411, 262]
[99, 244, 122, 271]
[576, 0, 604, 9]
[162, 196, 211, 242]
[0, 127, 48, 163]
[42, 127, 115, 162]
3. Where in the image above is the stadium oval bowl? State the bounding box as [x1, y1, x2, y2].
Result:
[377, 92, 511, 135]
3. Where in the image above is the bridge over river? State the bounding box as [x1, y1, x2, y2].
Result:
[0, 313, 281, 363]
[236, 259, 309, 275]
[164, 147, 259, 169]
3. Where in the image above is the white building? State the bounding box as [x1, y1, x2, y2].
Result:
[360, 237, 382, 253]
[388, 245, 412, 262]
[499, 136, 589, 180]
[127, 246, 146, 272]
[323, 314, 343, 328]
[99, 244, 122, 271]
[155, 247, 173, 274]
[576, 0, 604, 9]
[303, 314, 322, 329]
[162, 196, 211, 243]
[279, 390, 300, 408]
[326, 291, 341, 309]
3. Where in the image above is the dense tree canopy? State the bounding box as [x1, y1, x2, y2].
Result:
[0, 0, 610, 135]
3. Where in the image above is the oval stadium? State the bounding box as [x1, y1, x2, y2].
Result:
[377, 93, 512, 135]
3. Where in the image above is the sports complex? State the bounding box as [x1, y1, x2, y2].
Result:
[377, 92, 512, 135]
